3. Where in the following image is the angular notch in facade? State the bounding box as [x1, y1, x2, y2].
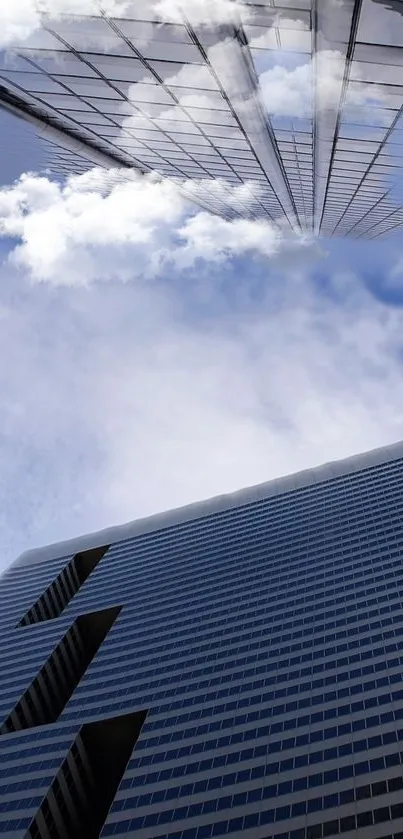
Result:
[18, 546, 109, 626]
[26, 710, 146, 839]
[1, 606, 121, 735]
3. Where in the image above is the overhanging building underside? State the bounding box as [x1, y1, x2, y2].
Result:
[1, 0, 403, 238]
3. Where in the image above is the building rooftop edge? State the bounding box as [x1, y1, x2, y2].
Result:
[8, 440, 403, 571]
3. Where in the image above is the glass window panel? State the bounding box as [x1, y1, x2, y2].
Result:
[155, 119, 201, 134]
[53, 75, 122, 98]
[20, 49, 97, 77]
[150, 110, 192, 124]
[49, 17, 131, 53]
[190, 110, 236, 126]
[350, 61, 403, 84]
[279, 29, 311, 51]
[122, 128, 161, 140]
[337, 139, 380, 153]
[128, 84, 174, 104]
[149, 62, 219, 91]
[178, 92, 228, 110]
[358, 0, 403, 47]
[181, 145, 216, 155]
[130, 102, 177, 117]
[0, 70, 67, 94]
[81, 54, 154, 83]
[70, 111, 114, 124]
[334, 151, 373, 162]
[371, 163, 400, 173]
[123, 115, 158, 130]
[206, 126, 244, 139]
[169, 134, 211, 145]
[86, 98, 134, 114]
[30, 92, 78, 108]
[114, 20, 191, 44]
[354, 43, 403, 65]
[223, 151, 258, 159]
[245, 26, 278, 50]
[213, 139, 250, 149]
[98, 126, 123, 137]
[141, 42, 204, 63]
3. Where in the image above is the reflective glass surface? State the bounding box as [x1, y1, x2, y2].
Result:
[2, 1, 403, 235]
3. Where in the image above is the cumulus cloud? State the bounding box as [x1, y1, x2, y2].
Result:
[0, 169, 290, 284]
[260, 50, 390, 118]
[177, 214, 282, 266]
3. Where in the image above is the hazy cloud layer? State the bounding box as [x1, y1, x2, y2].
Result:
[0, 245, 403, 573]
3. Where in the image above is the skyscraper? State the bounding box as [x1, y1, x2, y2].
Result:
[2, 442, 403, 837]
[1, 0, 403, 238]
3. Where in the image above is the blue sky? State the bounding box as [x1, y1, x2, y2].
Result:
[2, 5, 403, 574]
[1, 133, 403, 575]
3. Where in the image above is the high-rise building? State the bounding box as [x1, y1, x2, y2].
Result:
[2, 442, 403, 837]
[1, 0, 403, 238]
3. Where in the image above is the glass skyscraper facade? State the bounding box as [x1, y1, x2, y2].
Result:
[2, 0, 403, 237]
[2, 442, 403, 836]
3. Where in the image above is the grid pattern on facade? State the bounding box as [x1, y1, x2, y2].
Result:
[2, 451, 403, 834]
[2, 0, 403, 236]
[18, 546, 108, 626]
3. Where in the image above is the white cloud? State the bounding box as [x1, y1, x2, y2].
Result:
[0, 169, 289, 284]
[177, 213, 282, 264]
[1, 245, 403, 574]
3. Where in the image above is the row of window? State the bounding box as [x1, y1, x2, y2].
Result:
[0, 794, 42, 814]
[113, 770, 403, 824]
[0, 775, 52, 799]
[62, 616, 403, 718]
[76, 579, 403, 668]
[87, 560, 402, 673]
[82, 516, 403, 617]
[65, 633, 403, 709]
[146, 635, 403, 728]
[87, 525, 403, 614]
[116, 757, 403, 811]
[8, 457, 402, 603]
[0, 756, 61, 780]
[0, 739, 72, 763]
[124, 748, 403, 793]
[8, 467, 403, 600]
[139, 678, 403, 750]
[88, 594, 403, 683]
[89, 628, 403, 700]
[5, 578, 403, 691]
[102, 799, 403, 837]
[129, 717, 403, 769]
[84, 512, 403, 608]
[100, 457, 403, 557]
[0, 817, 31, 833]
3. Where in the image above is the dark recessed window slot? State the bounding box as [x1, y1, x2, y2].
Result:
[1, 606, 121, 734]
[26, 710, 146, 839]
[18, 546, 109, 626]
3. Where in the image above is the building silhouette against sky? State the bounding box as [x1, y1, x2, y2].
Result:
[2, 442, 403, 836]
[2, 0, 403, 237]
